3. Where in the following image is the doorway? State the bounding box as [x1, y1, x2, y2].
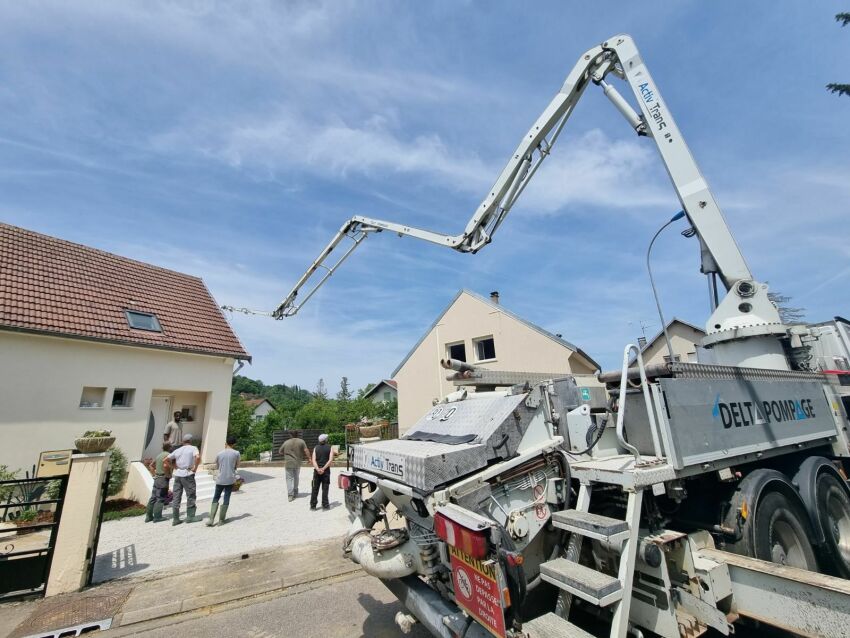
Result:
[143, 396, 172, 459]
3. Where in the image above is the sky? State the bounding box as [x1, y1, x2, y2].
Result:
[1, 2, 848, 393]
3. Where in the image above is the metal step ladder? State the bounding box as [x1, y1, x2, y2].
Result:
[527, 343, 654, 638]
[535, 484, 644, 638]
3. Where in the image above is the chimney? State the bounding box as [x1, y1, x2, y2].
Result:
[638, 336, 648, 349]
[490, 291, 500, 305]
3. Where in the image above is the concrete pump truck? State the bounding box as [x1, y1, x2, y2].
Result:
[246, 34, 850, 638]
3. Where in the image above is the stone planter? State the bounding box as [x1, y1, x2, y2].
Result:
[74, 436, 115, 453]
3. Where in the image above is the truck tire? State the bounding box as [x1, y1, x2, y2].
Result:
[724, 469, 819, 571]
[815, 471, 850, 577]
[792, 456, 850, 578]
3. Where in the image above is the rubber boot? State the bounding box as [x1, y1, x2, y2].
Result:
[144, 502, 154, 522]
[218, 504, 229, 525]
[185, 506, 201, 523]
[152, 502, 165, 522]
[206, 503, 219, 527]
[172, 507, 183, 526]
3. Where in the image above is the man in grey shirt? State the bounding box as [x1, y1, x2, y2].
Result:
[207, 435, 240, 526]
[279, 430, 310, 501]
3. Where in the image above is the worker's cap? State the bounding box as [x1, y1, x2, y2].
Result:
[318, 433, 329, 443]
[182, 433, 193, 442]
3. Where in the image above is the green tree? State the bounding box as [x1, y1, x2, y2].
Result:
[827, 13, 850, 97]
[315, 378, 328, 400]
[227, 395, 254, 449]
[295, 399, 339, 431]
[337, 377, 352, 403]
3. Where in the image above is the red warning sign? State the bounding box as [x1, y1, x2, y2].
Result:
[448, 545, 507, 638]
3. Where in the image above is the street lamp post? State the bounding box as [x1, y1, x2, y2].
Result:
[646, 210, 686, 363]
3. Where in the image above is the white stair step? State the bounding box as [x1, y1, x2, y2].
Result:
[551, 509, 630, 542]
[539, 558, 622, 607]
[523, 613, 595, 638]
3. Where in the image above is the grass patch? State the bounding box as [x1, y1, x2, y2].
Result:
[103, 498, 146, 521]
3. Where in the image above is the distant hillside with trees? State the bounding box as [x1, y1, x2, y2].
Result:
[228, 375, 397, 459]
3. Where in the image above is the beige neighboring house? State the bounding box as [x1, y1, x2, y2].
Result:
[243, 396, 276, 421]
[363, 379, 398, 404]
[0, 222, 251, 471]
[634, 318, 706, 366]
[392, 290, 599, 431]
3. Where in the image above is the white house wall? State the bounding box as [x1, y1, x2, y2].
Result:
[0, 330, 234, 471]
[394, 292, 597, 431]
[641, 324, 705, 367]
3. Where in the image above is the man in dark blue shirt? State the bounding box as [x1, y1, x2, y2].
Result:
[310, 433, 335, 510]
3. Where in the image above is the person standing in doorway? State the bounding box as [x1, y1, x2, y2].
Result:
[144, 442, 171, 523]
[207, 435, 240, 526]
[279, 430, 310, 501]
[310, 433, 335, 511]
[168, 433, 201, 525]
[163, 411, 183, 448]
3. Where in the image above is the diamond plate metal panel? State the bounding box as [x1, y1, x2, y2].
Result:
[352, 393, 535, 492]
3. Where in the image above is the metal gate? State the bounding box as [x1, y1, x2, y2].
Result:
[86, 470, 111, 586]
[0, 474, 68, 601]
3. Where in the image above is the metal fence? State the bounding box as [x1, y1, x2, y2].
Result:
[0, 474, 68, 601]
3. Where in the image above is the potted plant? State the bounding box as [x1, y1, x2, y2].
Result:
[75, 429, 116, 453]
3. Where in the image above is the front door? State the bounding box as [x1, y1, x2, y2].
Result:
[143, 396, 172, 460]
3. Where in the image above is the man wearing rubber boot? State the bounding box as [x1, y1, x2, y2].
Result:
[168, 433, 201, 525]
[144, 442, 171, 522]
[310, 433, 335, 511]
[207, 435, 240, 526]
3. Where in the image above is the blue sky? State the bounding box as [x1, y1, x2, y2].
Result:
[1, 2, 848, 393]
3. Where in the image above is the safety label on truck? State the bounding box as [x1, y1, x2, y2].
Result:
[448, 545, 507, 638]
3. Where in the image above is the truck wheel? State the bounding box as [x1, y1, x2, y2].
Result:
[724, 469, 819, 571]
[815, 471, 850, 577]
[752, 489, 818, 570]
[792, 456, 850, 577]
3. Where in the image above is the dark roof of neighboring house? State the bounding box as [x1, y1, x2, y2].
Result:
[391, 289, 600, 376]
[0, 222, 250, 360]
[363, 379, 398, 399]
[244, 397, 275, 410]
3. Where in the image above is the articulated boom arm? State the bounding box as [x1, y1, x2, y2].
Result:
[271, 35, 783, 360]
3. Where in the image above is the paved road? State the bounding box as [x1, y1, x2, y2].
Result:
[117, 573, 430, 638]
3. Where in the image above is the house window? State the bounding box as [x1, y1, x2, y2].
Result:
[383, 391, 391, 401]
[181, 405, 197, 422]
[473, 336, 496, 361]
[124, 310, 162, 332]
[447, 342, 466, 362]
[112, 388, 135, 408]
[79, 386, 106, 409]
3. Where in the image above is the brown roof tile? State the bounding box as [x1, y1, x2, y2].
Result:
[0, 222, 250, 361]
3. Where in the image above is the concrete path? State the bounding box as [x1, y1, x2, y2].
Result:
[93, 467, 349, 583]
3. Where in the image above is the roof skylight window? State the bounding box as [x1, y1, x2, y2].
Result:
[124, 310, 162, 332]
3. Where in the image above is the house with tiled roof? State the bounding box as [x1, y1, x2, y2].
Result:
[240, 395, 276, 421]
[362, 379, 398, 404]
[0, 222, 250, 470]
[392, 290, 599, 431]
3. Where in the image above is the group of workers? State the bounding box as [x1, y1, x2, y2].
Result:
[144, 413, 336, 525]
[144, 411, 240, 526]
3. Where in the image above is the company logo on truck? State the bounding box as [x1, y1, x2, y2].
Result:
[712, 393, 816, 429]
[368, 453, 404, 478]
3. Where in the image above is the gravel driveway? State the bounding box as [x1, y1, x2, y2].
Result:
[93, 467, 350, 583]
